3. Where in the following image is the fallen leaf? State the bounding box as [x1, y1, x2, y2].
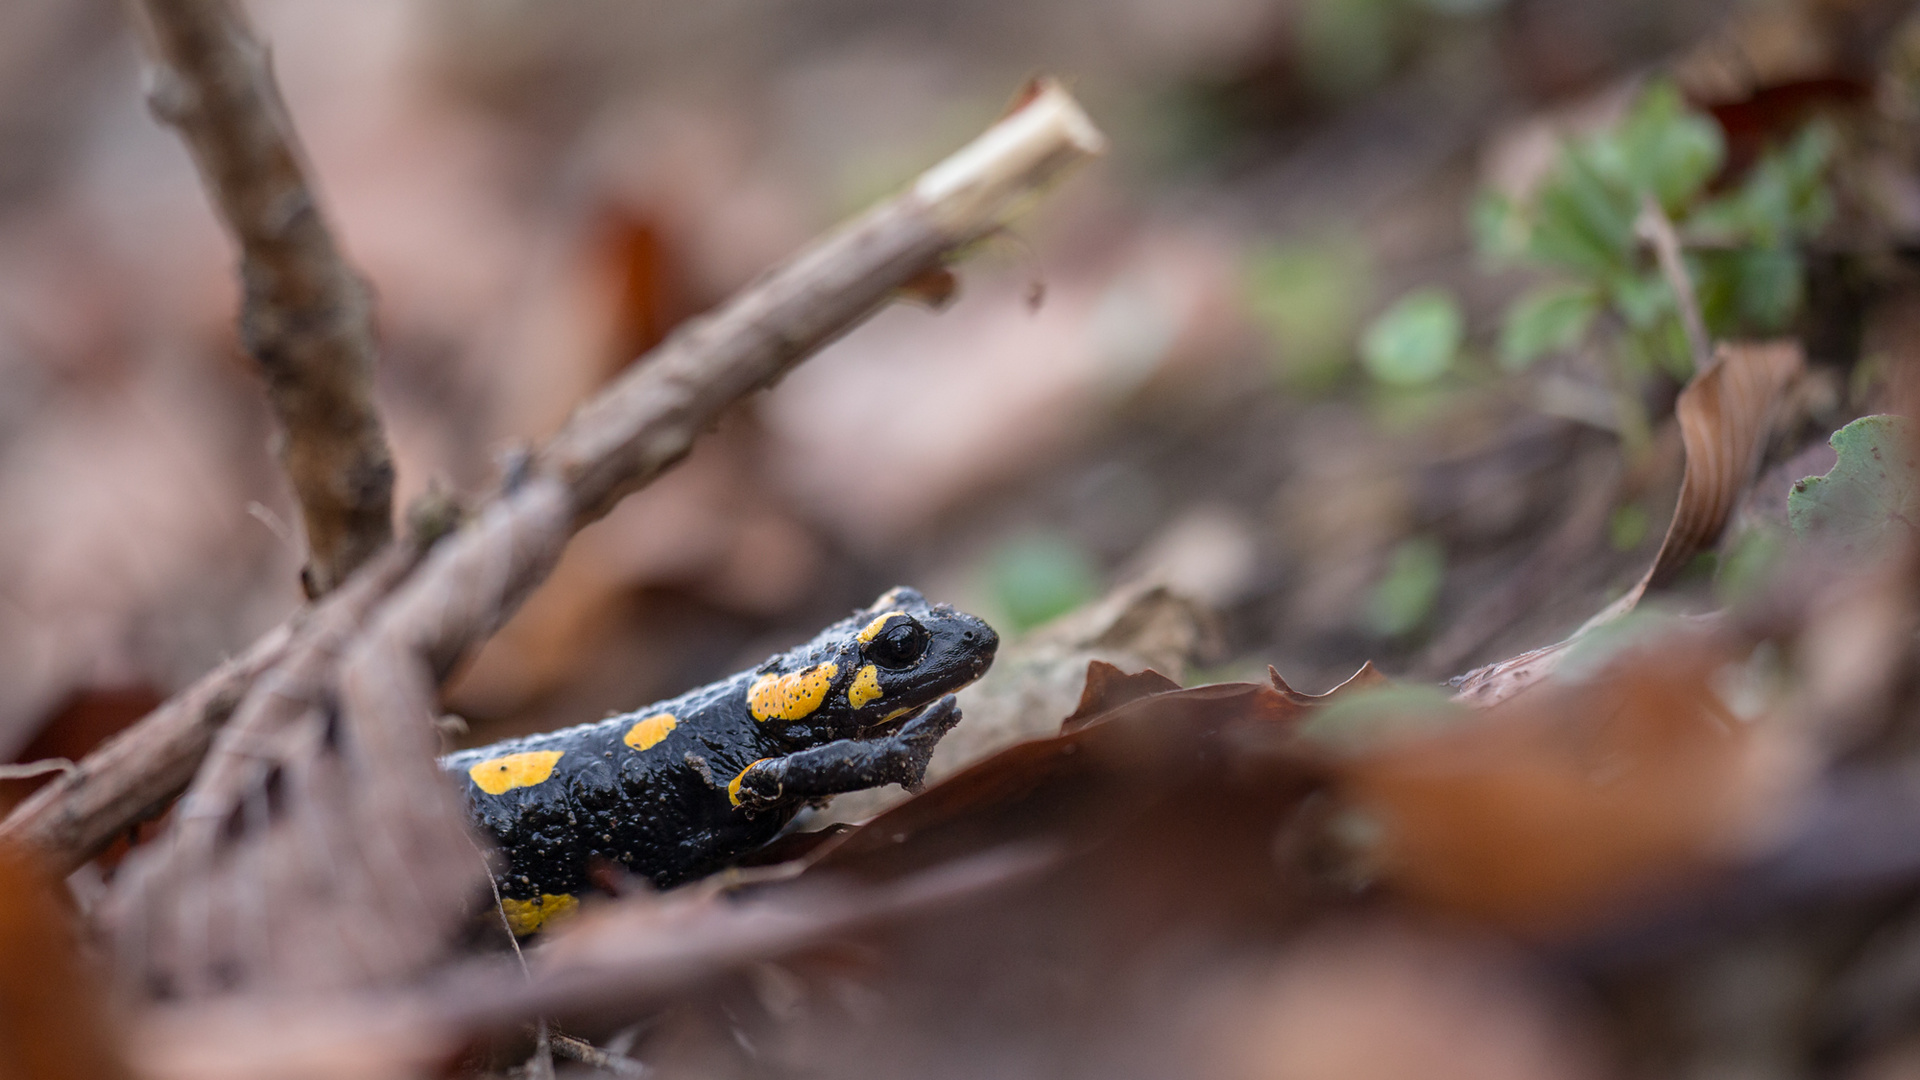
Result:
[0, 843, 133, 1080]
[1348, 635, 1783, 934]
[1060, 660, 1181, 732]
[1452, 340, 1803, 705]
[1195, 923, 1608, 1080]
[1787, 414, 1920, 560]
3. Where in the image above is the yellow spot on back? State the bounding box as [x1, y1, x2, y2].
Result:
[857, 612, 902, 644]
[469, 750, 565, 795]
[748, 662, 839, 721]
[728, 759, 772, 807]
[622, 713, 678, 752]
[499, 893, 578, 936]
[848, 664, 884, 710]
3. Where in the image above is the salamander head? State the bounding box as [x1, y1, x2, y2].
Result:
[746, 587, 998, 743]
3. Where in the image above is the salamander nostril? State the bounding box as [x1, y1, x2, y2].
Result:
[962, 630, 975, 641]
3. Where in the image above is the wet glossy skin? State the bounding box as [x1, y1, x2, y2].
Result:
[441, 588, 997, 929]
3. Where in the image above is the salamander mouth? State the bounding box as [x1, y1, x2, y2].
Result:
[859, 699, 932, 736]
[856, 670, 985, 735]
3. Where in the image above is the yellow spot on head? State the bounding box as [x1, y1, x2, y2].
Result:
[857, 612, 902, 644]
[728, 759, 772, 807]
[848, 664, 884, 710]
[469, 750, 565, 795]
[748, 662, 839, 721]
[622, 713, 678, 752]
[499, 893, 579, 936]
[867, 587, 911, 612]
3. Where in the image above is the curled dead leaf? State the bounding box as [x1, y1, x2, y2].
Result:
[1453, 341, 1803, 706]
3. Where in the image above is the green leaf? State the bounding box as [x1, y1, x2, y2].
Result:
[1610, 270, 1673, 330]
[1788, 415, 1920, 559]
[1733, 246, 1802, 330]
[1529, 149, 1637, 273]
[1716, 525, 1783, 605]
[1364, 537, 1446, 637]
[1360, 289, 1463, 386]
[1299, 682, 1467, 749]
[1498, 282, 1597, 369]
[987, 533, 1101, 631]
[1243, 241, 1369, 389]
[1609, 503, 1650, 550]
[1470, 190, 1530, 264]
[1615, 82, 1725, 210]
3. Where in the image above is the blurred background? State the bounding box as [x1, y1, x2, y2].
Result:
[0, 0, 1912, 769]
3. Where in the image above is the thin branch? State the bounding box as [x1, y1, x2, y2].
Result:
[1637, 192, 1712, 375]
[132, 0, 395, 597]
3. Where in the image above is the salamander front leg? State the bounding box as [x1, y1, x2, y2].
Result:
[733, 695, 962, 813]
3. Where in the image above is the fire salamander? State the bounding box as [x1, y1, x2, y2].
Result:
[441, 587, 998, 935]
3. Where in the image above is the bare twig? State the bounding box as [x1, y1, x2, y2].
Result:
[0, 758, 76, 780]
[131, 0, 395, 597]
[91, 82, 1105, 996]
[0, 542, 422, 874]
[550, 1033, 649, 1077]
[0, 625, 290, 868]
[1637, 193, 1712, 375]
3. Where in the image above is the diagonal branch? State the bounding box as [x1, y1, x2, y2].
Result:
[133, 0, 395, 597]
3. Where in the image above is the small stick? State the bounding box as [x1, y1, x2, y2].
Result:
[550, 1033, 649, 1077]
[1637, 193, 1712, 374]
[130, 0, 396, 597]
[0, 759, 76, 781]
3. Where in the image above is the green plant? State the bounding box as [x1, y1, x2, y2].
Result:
[1364, 536, 1446, 637]
[1361, 289, 1464, 387]
[1475, 82, 1836, 380]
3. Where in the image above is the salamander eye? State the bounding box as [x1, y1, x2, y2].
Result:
[866, 618, 930, 669]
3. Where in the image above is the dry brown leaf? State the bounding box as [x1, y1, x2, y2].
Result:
[1346, 635, 1778, 934]
[1193, 923, 1608, 1080]
[793, 668, 1315, 883]
[818, 583, 1218, 826]
[0, 844, 134, 1080]
[1453, 341, 1803, 706]
[1270, 661, 1388, 707]
[1059, 660, 1182, 732]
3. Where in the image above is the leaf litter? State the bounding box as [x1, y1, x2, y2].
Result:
[10, 2, 1920, 1079]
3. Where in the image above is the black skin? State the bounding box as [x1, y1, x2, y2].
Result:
[441, 588, 997, 902]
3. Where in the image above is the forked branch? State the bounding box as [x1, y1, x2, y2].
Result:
[133, 0, 395, 597]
